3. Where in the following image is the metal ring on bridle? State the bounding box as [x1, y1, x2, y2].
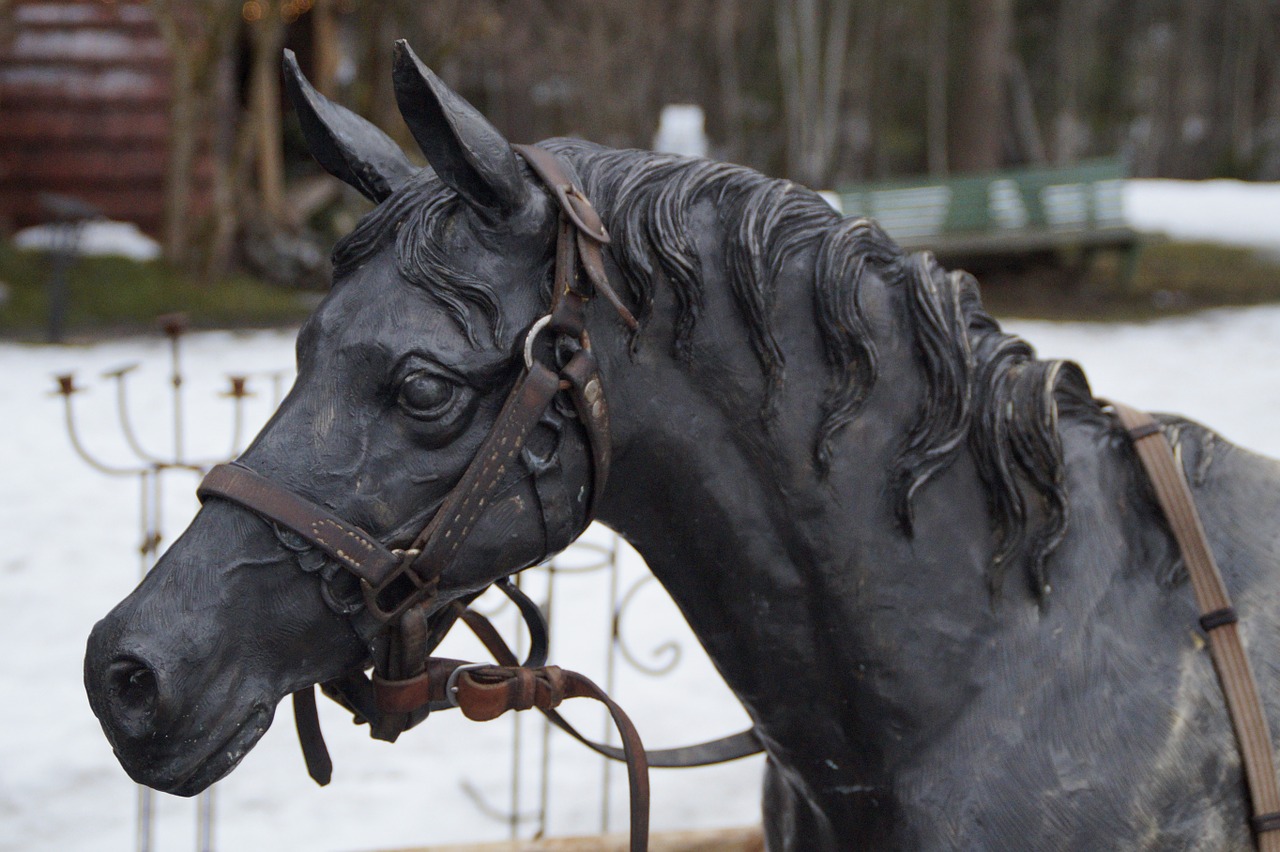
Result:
[523, 314, 553, 370]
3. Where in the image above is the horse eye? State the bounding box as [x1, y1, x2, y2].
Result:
[397, 371, 455, 418]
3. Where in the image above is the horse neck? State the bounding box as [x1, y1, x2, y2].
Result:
[586, 203, 1007, 771]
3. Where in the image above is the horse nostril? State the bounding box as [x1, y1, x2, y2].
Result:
[105, 658, 161, 736]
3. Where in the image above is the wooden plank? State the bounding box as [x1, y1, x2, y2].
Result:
[1, 53, 170, 72]
[0, 67, 170, 101]
[13, 0, 156, 29]
[0, 186, 165, 222]
[0, 109, 170, 142]
[0, 147, 215, 182]
[0, 88, 170, 109]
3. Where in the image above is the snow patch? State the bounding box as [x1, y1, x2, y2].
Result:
[1124, 179, 1280, 251]
[653, 105, 709, 158]
[14, 221, 160, 261]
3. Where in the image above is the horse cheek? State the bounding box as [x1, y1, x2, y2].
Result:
[442, 490, 548, 596]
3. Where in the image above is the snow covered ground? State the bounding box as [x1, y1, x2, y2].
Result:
[1126, 178, 1280, 253]
[0, 329, 763, 852]
[4, 180, 1280, 851]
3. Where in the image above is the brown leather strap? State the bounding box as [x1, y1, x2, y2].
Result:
[1112, 401, 1280, 849]
[561, 348, 612, 519]
[577, 229, 638, 331]
[375, 654, 649, 852]
[515, 143, 638, 331]
[366, 361, 564, 620]
[292, 686, 333, 786]
[548, 216, 589, 335]
[197, 463, 400, 586]
[458, 608, 764, 768]
[514, 143, 610, 244]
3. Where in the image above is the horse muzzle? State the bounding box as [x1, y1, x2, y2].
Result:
[82, 499, 365, 795]
[84, 616, 276, 795]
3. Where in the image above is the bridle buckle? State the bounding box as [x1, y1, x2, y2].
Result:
[445, 663, 494, 708]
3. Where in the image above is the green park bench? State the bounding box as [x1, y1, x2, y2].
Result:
[836, 156, 1141, 277]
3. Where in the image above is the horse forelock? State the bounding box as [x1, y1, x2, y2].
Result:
[330, 169, 548, 347]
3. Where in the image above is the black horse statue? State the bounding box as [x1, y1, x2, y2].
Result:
[85, 42, 1280, 850]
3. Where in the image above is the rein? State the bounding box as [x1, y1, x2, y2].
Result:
[194, 145, 757, 852]
[1111, 401, 1280, 850]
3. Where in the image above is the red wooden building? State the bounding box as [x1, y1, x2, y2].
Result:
[0, 0, 205, 236]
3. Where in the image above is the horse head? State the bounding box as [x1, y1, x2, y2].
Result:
[84, 43, 603, 796]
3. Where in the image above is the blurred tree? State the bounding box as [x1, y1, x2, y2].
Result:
[310, 0, 340, 98]
[246, 0, 286, 220]
[949, 0, 1012, 173]
[150, 0, 240, 267]
[774, 0, 854, 186]
[925, 0, 950, 175]
[0, 0, 12, 48]
[131, 0, 1280, 286]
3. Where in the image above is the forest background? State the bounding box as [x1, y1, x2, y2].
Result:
[84, 0, 1280, 272]
[3, 0, 1277, 320]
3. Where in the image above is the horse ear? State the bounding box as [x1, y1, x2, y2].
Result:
[282, 49, 418, 204]
[391, 40, 530, 218]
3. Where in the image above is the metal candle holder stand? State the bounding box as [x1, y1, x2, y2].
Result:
[53, 315, 285, 852]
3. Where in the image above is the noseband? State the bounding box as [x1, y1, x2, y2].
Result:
[196, 145, 654, 848]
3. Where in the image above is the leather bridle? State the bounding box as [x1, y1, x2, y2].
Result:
[198, 148, 622, 627]
[196, 144, 662, 848]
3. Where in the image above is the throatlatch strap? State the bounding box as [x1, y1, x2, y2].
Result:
[1112, 401, 1280, 850]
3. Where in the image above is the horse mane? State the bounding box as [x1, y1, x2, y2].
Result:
[552, 139, 1100, 601]
[330, 138, 1102, 601]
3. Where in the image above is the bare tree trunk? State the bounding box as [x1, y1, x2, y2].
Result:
[714, 0, 743, 163]
[205, 46, 240, 282]
[775, 0, 854, 187]
[925, 0, 949, 176]
[1230, 0, 1262, 165]
[949, 0, 1012, 173]
[312, 0, 340, 98]
[1171, 0, 1213, 177]
[155, 5, 196, 264]
[247, 0, 285, 220]
[1049, 0, 1102, 164]
[0, 0, 15, 51]
[151, 0, 204, 265]
[1007, 52, 1046, 164]
[151, 1, 238, 269]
